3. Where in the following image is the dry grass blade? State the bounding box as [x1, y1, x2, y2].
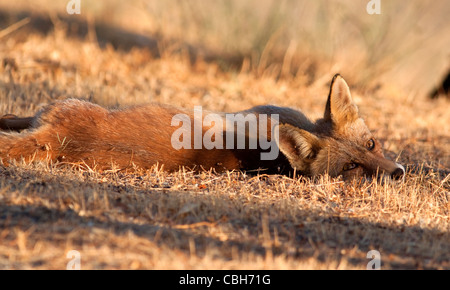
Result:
[0, 17, 30, 39]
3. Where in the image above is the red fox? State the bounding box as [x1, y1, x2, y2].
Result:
[0, 74, 404, 180]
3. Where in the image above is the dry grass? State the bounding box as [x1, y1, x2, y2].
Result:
[0, 1, 449, 270]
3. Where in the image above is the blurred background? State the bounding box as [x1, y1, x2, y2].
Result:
[1, 0, 449, 98]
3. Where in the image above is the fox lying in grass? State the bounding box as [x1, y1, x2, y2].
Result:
[0, 74, 404, 181]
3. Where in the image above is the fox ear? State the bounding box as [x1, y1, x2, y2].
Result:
[324, 74, 359, 126]
[277, 124, 322, 162]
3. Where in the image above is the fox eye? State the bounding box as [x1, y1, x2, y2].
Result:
[366, 139, 375, 150]
[343, 162, 358, 171]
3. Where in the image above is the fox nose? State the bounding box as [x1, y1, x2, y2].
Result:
[391, 163, 405, 180]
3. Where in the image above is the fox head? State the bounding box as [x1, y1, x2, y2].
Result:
[277, 74, 405, 181]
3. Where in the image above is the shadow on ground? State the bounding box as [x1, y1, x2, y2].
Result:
[0, 9, 245, 70]
[1, 169, 448, 269]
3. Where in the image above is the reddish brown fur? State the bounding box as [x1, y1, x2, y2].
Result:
[0, 75, 404, 180]
[0, 100, 287, 173]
